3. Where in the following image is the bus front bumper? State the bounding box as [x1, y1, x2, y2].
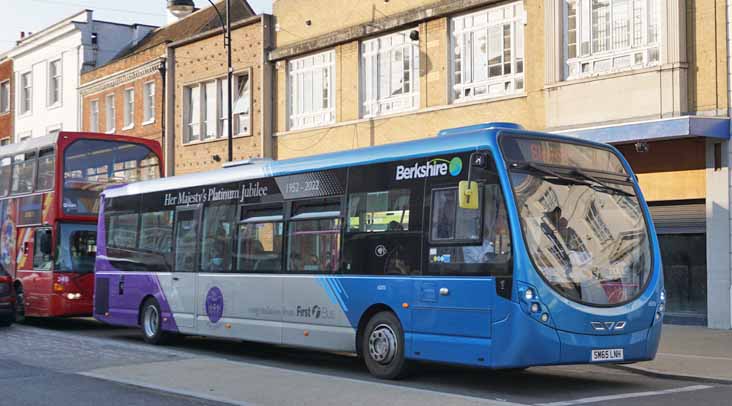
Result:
[49, 293, 93, 317]
[491, 305, 663, 369]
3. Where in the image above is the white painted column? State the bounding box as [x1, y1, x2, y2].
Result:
[727, 0, 732, 329]
[707, 140, 732, 329]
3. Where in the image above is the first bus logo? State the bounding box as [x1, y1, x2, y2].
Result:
[395, 157, 462, 181]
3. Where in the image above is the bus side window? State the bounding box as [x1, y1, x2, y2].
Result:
[237, 206, 284, 273]
[286, 199, 342, 274]
[0, 157, 11, 197]
[108, 213, 140, 250]
[11, 151, 36, 195]
[36, 148, 55, 191]
[174, 206, 200, 273]
[200, 203, 237, 273]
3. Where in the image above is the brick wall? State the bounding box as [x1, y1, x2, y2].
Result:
[172, 18, 267, 175]
[272, 0, 545, 160]
[80, 44, 166, 145]
[0, 59, 13, 143]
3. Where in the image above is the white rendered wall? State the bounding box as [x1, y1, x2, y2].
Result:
[12, 29, 84, 140]
[10, 11, 155, 141]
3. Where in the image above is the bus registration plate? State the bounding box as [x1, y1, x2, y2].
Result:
[591, 349, 624, 362]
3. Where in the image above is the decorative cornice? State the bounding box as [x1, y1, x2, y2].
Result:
[80, 58, 164, 96]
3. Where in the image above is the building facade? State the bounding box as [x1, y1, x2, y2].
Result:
[0, 57, 12, 145]
[80, 1, 256, 176]
[268, 0, 731, 329]
[553, 0, 729, 329]
[168, 14, 274, 176]
[271, 0, 543, 160]
[7, 10, 156, 141]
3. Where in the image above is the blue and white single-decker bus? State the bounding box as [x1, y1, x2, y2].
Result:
[94, 123, 664, 379]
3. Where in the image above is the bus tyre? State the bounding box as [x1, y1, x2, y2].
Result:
[14, 287, 25, 324]
[141, 298, 168, 345]
[0, 316, 12, 327]
[361, 311, 409, 380]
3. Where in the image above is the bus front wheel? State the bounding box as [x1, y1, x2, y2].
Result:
[361, 311, 409, 380]
[141, 298, 168, 345]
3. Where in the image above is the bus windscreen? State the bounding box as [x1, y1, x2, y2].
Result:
[63, 139, 160, 216]
[502, 137, 651, 306]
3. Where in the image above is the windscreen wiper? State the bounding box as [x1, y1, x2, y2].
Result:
[520, 163, 594, 186]
[572, 168, 635, 197]
[518, 163, 634, 197]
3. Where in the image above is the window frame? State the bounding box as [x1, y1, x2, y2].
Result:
[285, 197, 344, 274]
[564, 0, 660, 80]
[361, 28, 421, 118]
[184, 75, 251, 145]
[123, 87, 135, 130]
[142, 81, 156, 125]
[233, 72, 251, 136]
[0, 80, 9, 114]
[19, 71, 32, 115]
[105, 94, 116, 133]
[287, 50, 336, 131]
[450, 1, 526, 104]
[236, 204, 286, 274]
[89, 99, 100, 132]
[47, 58, 62, 107]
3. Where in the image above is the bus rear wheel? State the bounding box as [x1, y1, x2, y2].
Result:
[141, 298, 168, 345]
[361, 311, 409, 380]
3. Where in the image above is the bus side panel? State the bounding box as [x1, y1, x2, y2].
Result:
[281, 276, 358, 351]
[0, 199, 17, 278]
[196, 273, 283, 344]
[95, 269, 181, 334]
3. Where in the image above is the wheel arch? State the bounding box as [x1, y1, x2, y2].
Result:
[355, 303, 399, 356]
[138, 295, 158, 326]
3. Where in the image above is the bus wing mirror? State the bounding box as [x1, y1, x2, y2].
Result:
[458, 181, 480, 210]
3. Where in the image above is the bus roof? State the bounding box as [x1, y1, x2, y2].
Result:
[103, 124, 609, 199]
[0, 134, 58, 157]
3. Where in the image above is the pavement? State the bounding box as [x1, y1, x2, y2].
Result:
[3, 320, 732, 406]
[620, 324, 732, 384]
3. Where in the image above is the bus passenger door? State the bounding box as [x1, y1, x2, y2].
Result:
[165, 205, 200, 331]
[18, 227, 42, 316]
[411, 184, 511, 367]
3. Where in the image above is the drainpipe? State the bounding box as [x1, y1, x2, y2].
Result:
[158, 59, 167, 175]
[164, 45, 176, 177]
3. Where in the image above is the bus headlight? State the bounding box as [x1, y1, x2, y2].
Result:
[541, 313, 550, 322]
[660, 290, 666, 303]
[530, 303, 540, 313]
[524, 288, 535, 301]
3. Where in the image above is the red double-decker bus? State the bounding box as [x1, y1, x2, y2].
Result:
[1, 132, 162, 320]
